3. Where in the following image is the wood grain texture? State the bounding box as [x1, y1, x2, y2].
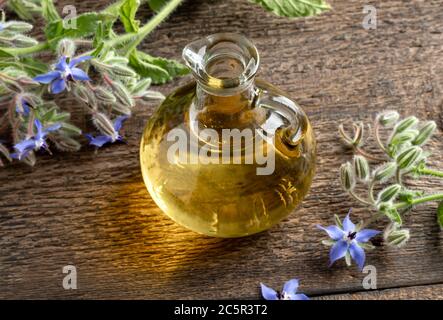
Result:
[1, 0, 443, 299]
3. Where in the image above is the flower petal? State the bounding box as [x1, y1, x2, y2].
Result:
[71, 67, 90, 81]
[55, 56, 68, 71]
[34, 71, 61, 84]
[51, 78, 67, 94]
[342, 210, 355, 233]
[290, 293, 310, 301]
[43, 123, 62, 135]
[10, 150, 31, 161]
[113, 115, 129, 132]
[282, 279, 299, 296]
[69, 55, 92, 67]
[86, 134, 112, 148]
[355, 229, 380, 243]
[349, 241, 366, 270]
[329, 239, 348, 266]
[260, 283, 279, 300]
[316, 225, 345, 241]
[14, 139, 36, 154]
[34, 119, 43, 134]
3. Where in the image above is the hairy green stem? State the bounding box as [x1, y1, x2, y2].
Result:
[0, 41, 49, 56]
[374, 123, 389, 155]
[349, 190, 373, 206]
[354, 147, 385, 162]
[395, 168, 402, 185]
[368, 179, 376, 203]
[395, 193, 443, 209]
[418, 167, 443, 178]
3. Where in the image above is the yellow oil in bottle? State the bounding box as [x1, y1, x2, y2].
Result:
[140, 78, 316, 237]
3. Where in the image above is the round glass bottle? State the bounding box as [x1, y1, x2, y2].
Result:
[140, 33, 316, 237]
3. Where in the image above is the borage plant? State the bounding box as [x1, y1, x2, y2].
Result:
[319, 110, 442, 269]
[0, 0, 331, 167]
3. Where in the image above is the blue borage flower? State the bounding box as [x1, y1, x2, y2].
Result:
[317, 209, 380, 270]
[260, 279, 309, 300]
[86, 115, 128, 148]
[11, 119, 61, 160]
[34, 55, 92, 94]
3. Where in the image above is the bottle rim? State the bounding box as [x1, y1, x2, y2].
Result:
[183, 33, 260, 95]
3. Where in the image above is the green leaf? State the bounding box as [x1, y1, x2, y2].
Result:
[249, 0, 330, 18]
[45, 13, 116, 43]
[129, 50, 189, 84]
[438, 202, 443, 229]
[147, 0, 168, 12]
[41, 0, 60, 22]
[120, 0, 141, 33]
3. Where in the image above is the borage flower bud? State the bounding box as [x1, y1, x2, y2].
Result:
[3, 21, 33, 33]
[112, 103, 132, 116]
[57, 39, 76, 57]
[139, 90, 165, 101]
[110, 65, 137, 78]
[389, 129, 418, 147]
[52, 136, 82, 152]
[94, 87, 117, 104]
[396, 146, 422, 170]
[73, 85, 97, 110]
[93, 112, 116, 137]
[109, 81, 135, 108]
[131, 78, 152, 95]
[394, 116, 418, 133]
[353, 155, 370, 181]
[377, 110, 399, 127]
[11, 34, 38, 47]
[340, 162, 356, 191]
[377, 184, 402, 203]
[373, 162, 397, 181]
[384, 228, 410, 248]
[413, 121, 437, 146]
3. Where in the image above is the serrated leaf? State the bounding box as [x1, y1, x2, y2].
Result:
[129, 50, 189, 84]
[120, 0, 141, 33]
[147, 0, 168, 12]
[438, 202, 443, 230]
[45, 13, 116, 44]
[250, 0, 330, 18]
[41, 0, 60, 22]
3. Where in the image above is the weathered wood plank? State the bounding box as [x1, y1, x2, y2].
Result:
[0, 0, 443, 299]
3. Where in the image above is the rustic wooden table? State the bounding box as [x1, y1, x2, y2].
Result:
[1, 0, 443, 299]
